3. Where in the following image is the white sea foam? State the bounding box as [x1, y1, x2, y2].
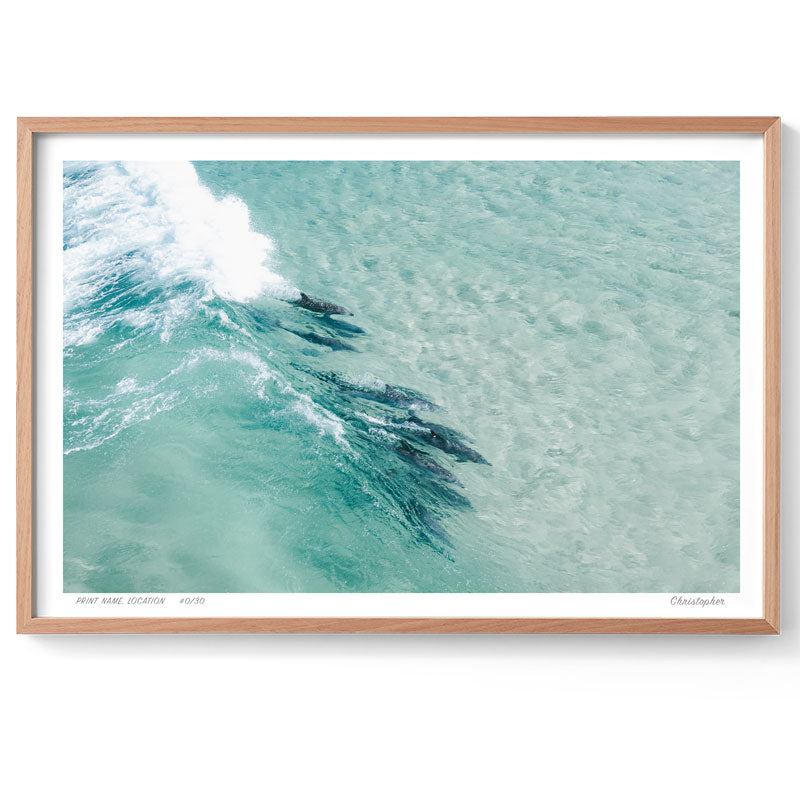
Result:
[64, 390, 183, 455]
[63, 317, 108, 347]
[291, 397, 349, 447]
[112, 377, 140, 395]
[367, 426, 399, 442]
[63, 161, 298, 306]
[179, 346, 351, 448]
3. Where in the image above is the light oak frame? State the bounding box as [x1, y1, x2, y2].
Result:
[17, 117, 781, 633]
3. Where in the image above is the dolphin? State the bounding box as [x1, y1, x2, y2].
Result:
[329, 376, 444, 413]
[407, 415, 466, 441]
[292, 292, 353, 316]
[395, 440, 462, 486]
[406, 416, 489, 464]
[382, 385, 443, 412]
[287, 329, 358, 351]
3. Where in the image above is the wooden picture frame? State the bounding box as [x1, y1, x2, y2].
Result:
[17, 117, 780, 633]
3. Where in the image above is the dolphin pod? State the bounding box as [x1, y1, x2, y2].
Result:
[277, 288, 489, 551]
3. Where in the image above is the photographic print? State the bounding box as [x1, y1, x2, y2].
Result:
[62, 158, 741, 595]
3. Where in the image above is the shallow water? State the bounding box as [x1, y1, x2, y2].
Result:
[63, 160, 739, 592]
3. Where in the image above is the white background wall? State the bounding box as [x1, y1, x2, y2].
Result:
[2, 2, 796, 797]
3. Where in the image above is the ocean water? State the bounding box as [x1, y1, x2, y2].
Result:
[63, 160, 740, 593]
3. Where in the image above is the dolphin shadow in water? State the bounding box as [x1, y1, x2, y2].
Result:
[311, 315, 367, 338]
[236, 302, 359, 352]
[378, 464, 465, 554]
[284, 328, 359, 352]
[403, 500, 455, 552]
[245, 306, 278, 333]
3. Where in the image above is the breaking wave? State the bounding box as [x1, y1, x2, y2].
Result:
[63, 161, 487, 574]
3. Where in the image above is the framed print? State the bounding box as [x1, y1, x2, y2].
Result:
[17, 117, 780, 633]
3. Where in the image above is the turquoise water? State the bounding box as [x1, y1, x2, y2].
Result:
[63, 160, 740, 593]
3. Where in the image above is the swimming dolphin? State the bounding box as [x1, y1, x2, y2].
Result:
[292, 292, 353, 316]
[287, 329, 358, 351]
[395, 440, 462, 486]
[406, 416, 489, 464]
[328, 375, 444, 413]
